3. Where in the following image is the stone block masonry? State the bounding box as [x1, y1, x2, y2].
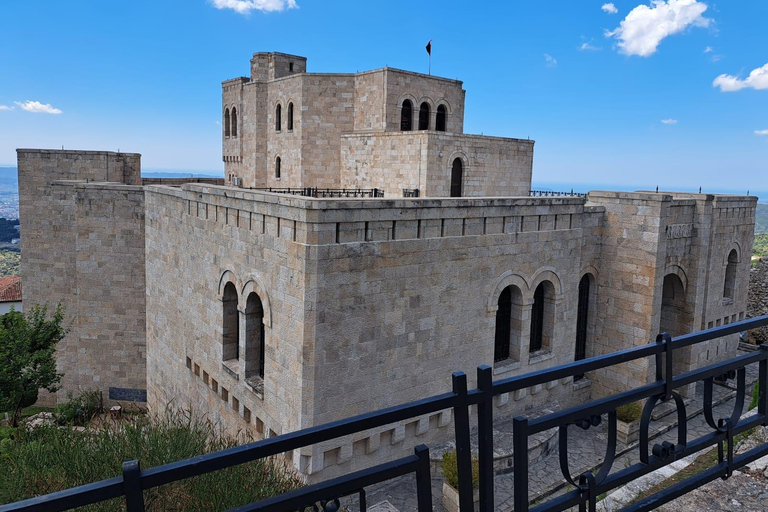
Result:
[17, 149, 146, 406]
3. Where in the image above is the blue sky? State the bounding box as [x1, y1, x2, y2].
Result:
[1, 0, 766, 192]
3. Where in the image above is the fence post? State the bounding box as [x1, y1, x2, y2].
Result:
[477, 366, 494, 512]
[513, 416, 529, 512]
[760, 345, 768, 422]
[452, 372, 474, 512]
[414, 445, 433, 512]
[122, 460, 145, 512]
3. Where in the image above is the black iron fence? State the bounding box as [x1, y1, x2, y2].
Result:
[529, 190, 587, 198]
[2, 316, 767, 512]
[253, 188, 384, 198]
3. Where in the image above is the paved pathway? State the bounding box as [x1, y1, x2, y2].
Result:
[354, 356, 760, 512]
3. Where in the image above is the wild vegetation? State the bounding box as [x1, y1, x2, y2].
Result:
[0, 406, 303, 510]
[0, 250, 19, 277]
[753, 233, 768, 259]
[755, 204, 768, 235]
[0, 304, 67, 427]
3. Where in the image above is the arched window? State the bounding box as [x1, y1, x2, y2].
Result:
[723, 249, 738, 300]
[530, 281, 555, 353]
[287, 102, 294, 131]
[276, 104, 282, 131]
[574, 274, 594, 380]
[245, 292, 265, 380]
[231, 107, 238, 137]
[224, 108, 231, 137]
[222, 282, 239, 361]
[436, 105, 447, 132]
[400, 100, 412, 131]
[450, 158, 463, 197]
[418, 102, 430, 130]
[495, 285, 523, 363]
[275, 156, 281, 179]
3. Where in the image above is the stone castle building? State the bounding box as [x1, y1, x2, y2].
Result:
[18, 52, 756, 478]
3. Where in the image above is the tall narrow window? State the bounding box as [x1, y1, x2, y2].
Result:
[276, 104, 282, 131]
[275, 157, 281, 179]
[450, 158, 463, 197]
[245, 292, 265, 381]
[289, 61, 294, 72]
[723, 249, 738, 300]
[400, 100, 412, 131]
[287, 102, 294, 131]
[495, 287, 512, 362]
[222, 282, 239, 361]
[224, 108, 231, 137]
[495, 285, 523, 363]
[530, 281, 555, 354]
[574, 274, 592, 380]
[436, 105, 446, 131]
[231, 107, 238, 137]
[418, 102, 430, 130]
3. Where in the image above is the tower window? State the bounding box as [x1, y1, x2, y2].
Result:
[450, 158, 463, 197]
[276, 104, 282, 131]
[224, 108, 231, 137]
[530, 281, 555, 354]
[287, 103, 294, 131]
[231, 107, 238, 137]
[289, 61, 294, 72]
[436, 105, 446, 131]
[418, 102, 430, 130]
[400, 100, 412, 131]
[275, 156, 281, 179]
[494, 285, 523, 363]
[723, 249, 738, 299]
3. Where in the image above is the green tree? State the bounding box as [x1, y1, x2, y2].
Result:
[0, 304, 67, 427]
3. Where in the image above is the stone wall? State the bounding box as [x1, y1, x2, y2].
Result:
[339, 132, 533, 197]
[17, 149, 146, 406]
[144, 186, 600, 479]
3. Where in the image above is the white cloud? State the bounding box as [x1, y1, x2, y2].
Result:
[755, 129, 768, 136]
[602, 3, 619, 14]
[209, 0, 297, 14]
[713, 63, 768, 92]
[14, 100, 62, 114]
[661, 118, 678, 124]
[0, 105, 14, 111]
[580, 41, 601, 51]
[704, 46, 713, 53]
[606, 0, 711, 57]
[544, 53, 557, 67]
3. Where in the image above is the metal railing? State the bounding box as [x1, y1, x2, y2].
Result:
[252, 187, 384, 198]
[529, 190, 587, 198]
[2, 316, 767, 512]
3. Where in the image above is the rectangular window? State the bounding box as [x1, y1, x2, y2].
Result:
[212, 379, 218, 393]
[221, 387, 229, 402]
[186, 357, 192, 370]
[194, 363, 200, 377]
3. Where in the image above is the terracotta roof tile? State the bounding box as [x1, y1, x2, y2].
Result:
[0, 275, 22, 302]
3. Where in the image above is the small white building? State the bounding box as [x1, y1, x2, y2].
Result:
[0, 275, 22, 314]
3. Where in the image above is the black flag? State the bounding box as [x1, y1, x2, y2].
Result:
[426, 40, 432, 55]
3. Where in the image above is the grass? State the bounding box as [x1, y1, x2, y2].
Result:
[0, 408, 303, 511]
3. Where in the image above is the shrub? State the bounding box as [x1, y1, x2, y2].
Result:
[616, 402, 643, 423]
[749, 381, 760, 411]
[54, 390, 103, 426]
[0, 409, 303, 510]
[441, 449, 479, 489]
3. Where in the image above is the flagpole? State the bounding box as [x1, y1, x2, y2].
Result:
[426, 39, 432, 75]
